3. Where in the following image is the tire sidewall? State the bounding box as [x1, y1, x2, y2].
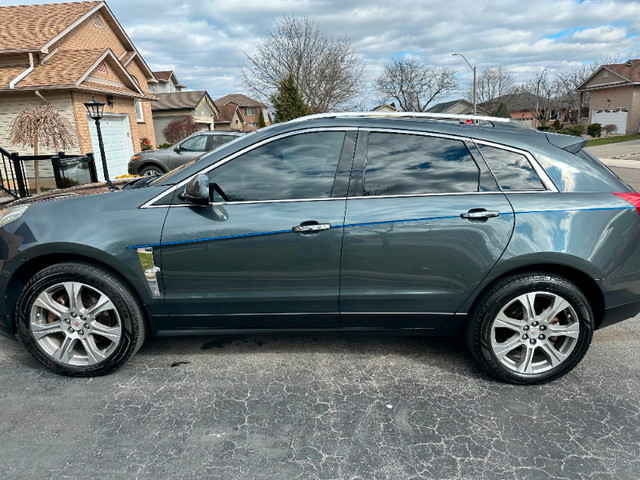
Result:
[15, 263, 138, 376]
[475, 274, 594, 384]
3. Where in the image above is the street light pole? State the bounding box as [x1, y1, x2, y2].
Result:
[83, 95, 116, 189]
[452, 53, 477, 117]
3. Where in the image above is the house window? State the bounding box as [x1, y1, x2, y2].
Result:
[245, 107, 256, 115]
[135, 99, 144, 122]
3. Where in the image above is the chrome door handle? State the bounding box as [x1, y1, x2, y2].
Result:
[292, 223, 331, 233]
[460, 210, 500, 220]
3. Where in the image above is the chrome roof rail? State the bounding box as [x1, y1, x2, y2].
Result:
[286, 111, 532, 128]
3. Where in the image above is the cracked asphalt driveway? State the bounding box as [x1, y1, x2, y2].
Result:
[1, 315, 640, 480]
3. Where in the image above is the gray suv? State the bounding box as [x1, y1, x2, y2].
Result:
[1, 112, 640, 384]
[128, 130, 243, 176]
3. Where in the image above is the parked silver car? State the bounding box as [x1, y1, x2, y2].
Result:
[128, 131, 244, 176]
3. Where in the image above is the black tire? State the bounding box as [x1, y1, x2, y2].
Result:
[15, 262, 146, 377]
[139, 165, 164, 176]
[465, 271, 594, 385]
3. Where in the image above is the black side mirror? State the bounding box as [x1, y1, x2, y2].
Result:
[173, 146, 180, 153]
[178, 174, 210, 206]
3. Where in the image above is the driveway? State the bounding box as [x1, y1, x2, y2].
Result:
[586, 139, 640, 169]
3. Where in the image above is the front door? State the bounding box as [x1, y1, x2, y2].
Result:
[340, 130, 515, 329]
[160, 130, 355, 329]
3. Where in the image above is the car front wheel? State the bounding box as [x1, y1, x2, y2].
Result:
[15, 262, 146, 376]
[139, 165, 164, 176]
[465, 272, 594, 384]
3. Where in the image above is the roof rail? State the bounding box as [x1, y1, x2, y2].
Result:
[288, 111, 523, 126]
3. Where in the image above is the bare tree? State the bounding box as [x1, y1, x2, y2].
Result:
[374, 57, 457, 112]
[470, 66, 514, 115]
[8, 103, 77, 193]
[242, 16, 364, 114]
[515, 70, 564, 126]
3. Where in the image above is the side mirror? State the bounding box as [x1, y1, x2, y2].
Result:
[173, 146, 180, 153]
[178, 174, 210, 206]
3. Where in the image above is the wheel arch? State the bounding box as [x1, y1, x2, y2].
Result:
[137, 160, 167, 175]
[6, 252, 152, 335]
[464, 263, 605, 329]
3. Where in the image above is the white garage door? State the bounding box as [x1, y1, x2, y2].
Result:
[592, 108, 628, 134]
[87, 113, 134, 181]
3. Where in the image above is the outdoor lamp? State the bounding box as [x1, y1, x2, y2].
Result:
[84, 95, 105, 120]
[83, 95, 114, 188]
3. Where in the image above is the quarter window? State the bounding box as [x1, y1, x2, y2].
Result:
[363, 133, 480, 196]
[209, 131, 345, 202]
[478, 145, 544, 190]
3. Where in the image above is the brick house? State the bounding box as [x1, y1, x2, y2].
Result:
[0, 1, 157, 181]
[577, 59, 640, 135]
[214, 93, 270, 132]
[151, 90, 219, 145]
[149, 70, 185, 94]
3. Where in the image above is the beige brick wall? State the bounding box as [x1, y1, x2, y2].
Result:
[59, 13, 128, 57]
[0, 91, 81, 155]
[589, 85, 638, 134]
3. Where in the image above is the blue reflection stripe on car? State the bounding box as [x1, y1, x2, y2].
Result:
[128, 229, 291, 249]
[128, 206, 635, 249]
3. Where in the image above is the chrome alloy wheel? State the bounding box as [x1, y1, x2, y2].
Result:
[490, 291, 580, 375]
[29, 281, 122, 367]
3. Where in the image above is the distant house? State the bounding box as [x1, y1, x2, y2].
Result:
[427, 99, 488, 116]
[372, 103, 398, 112]
[479, 92, 568, 128]
[149, 70, 185, 94]
[577, 59, 640, 134]
[0, 1, 157, 181]
[151, 91, 219, 145]
[214, 94, 270, 131]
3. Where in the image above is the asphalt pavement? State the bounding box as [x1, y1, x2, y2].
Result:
[1, 140, 640, 480]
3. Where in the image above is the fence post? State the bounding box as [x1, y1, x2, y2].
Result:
[51, 155, 63, 189]
[86, 153, 98, 182]
[11, 152, 27, 198]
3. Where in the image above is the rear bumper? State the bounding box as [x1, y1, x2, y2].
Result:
[598, 300, 640, 329]
[597, 271, 640, 329]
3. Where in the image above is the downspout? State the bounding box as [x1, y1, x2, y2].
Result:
[9, 53, 34, 89]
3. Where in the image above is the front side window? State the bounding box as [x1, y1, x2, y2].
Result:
[478, 145, 544, 190]
[209, 131, 345, 202]
[180, 135, 207, 152]
[363, 133, 480, 196]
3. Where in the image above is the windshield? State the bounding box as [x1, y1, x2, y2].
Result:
[149, 131, 256, 186]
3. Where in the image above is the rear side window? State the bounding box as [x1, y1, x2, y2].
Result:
[363, 133, 480, 196]
[478, 145, 544, 190]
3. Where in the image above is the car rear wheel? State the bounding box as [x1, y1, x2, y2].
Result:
[465, 272, 594, 384]
[139, 165, 164, 176]
[15, 262, 146, 376]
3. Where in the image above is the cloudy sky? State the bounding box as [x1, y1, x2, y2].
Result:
[4, 0, 640, 107]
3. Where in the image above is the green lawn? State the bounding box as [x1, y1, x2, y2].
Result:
[586, 134, 640, 147]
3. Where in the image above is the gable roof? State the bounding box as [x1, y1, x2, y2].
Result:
[0, 48, 145, 97]
[426, 99, 464, 113]
[0, 1, 156, 81]
[479, 92, 546, 112]
[152, 70, 186, 88]
[152, 90, 218, 113]
[214, 93, 266, 108]
[214, 102, 245, 124]
[577, 59, 640, 91]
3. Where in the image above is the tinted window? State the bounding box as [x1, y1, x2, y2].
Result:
[210, 135, 236, 148]
[479, 145, 544, 190]
[363, 133, 480, 196]
[209, 131, 345, 202]
[180, 135, 208, 152]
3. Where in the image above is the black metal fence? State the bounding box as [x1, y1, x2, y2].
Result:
[0, 147, 98, 199]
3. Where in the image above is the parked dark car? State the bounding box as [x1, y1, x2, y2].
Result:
[128, 130, 244, 176]
[2, 112, 640, 384]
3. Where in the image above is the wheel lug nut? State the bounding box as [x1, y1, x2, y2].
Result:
[522, 334, 529, 340]
[67, 328, 74, 333]
[523, 325, 529, 331]
[532, 321, 539, 326]
[539, 325, 546, 331]
[71, 312, 77, 318]
[64, 319, 70, 324]
[530, 339, 536, 345]
[539, 334, 546, 340]
[79, 330, 84, 335]
[84, 323, 90, 329]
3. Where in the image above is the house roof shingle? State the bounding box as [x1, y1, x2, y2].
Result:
[0, 1, 102, 52]
[214, 93, 266, 108]
[153, 71, 173, 82]
[151, 91, 210, 111]
[602, 59, 640, 83]
[426, 99, 462, 114]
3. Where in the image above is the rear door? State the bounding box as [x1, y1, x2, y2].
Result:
[340, 129, 515, 330]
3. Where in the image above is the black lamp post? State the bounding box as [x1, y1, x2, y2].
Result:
[83, 95, 114, 187]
